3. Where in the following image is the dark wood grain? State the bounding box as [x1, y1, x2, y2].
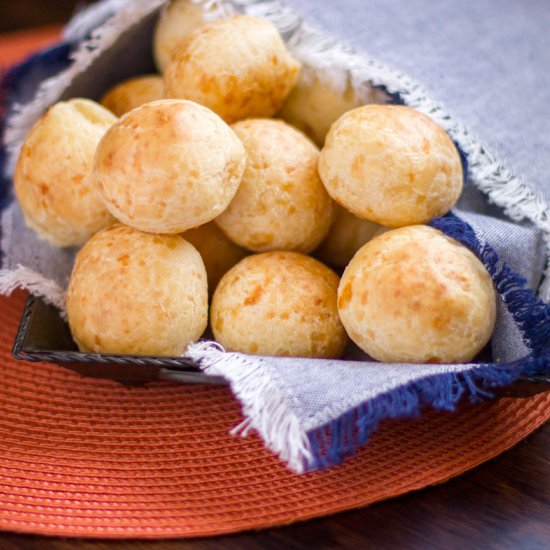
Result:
[0, 419, 548, 550]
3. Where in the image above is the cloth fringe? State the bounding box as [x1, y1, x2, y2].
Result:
[187, 338, 549, 472]
[431, 213, 550, 354]
[185, 341, 313, 473]
[307, 354, 549, 470]
[62, 0, 128, 42]
[0, 265, 66, 313]
[186, 341, 313, 473]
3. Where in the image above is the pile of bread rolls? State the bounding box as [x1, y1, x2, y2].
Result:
[14, 1, 496, 364]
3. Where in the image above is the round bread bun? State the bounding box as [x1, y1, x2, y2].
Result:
[14, 99, 117, 247]
[67, 224, 208, 356]
[319, 105, 463, 227]
[182, 221, 247, 294]
[315, 203, 382, 268]
[153, 0, 232, 73]
[164, 15, 300, 123]
[211, 251, 347, 358]
[100, 75, 164, 117]
[215, 119, 333, 253]
[278, 67, 386, 146]
[92, 99, 246, 234]
[338, 225, 496, 364]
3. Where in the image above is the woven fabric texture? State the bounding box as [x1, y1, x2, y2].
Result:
[0, 291, 549, 538]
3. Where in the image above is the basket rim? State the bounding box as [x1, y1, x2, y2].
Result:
[12, 294, 228, 385]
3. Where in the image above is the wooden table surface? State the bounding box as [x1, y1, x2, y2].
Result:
[0, 419, 546, 549]
[1, 20, 549, 550]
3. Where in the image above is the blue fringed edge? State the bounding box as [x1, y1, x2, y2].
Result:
[430, 212, 550, 354]
[308, 353, 550, 470]
[0, 41, 74, 211]
[306, 213, 550, 471]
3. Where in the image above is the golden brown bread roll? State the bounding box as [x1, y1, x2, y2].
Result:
[92, 99, 246, 234]
[215, 119, 333, 253]
[100, 75, 164, 117]
[164, 15, 300, 123]
[14, 99, 117, 247]
[315, 203, 382, 268]
[182, 221, 247, 294]
[278, 67, 386, 146]
[66, 224, 208, 356]
[211, 251, 347, 358]
[337, 225, 496, 363]
[153, 0, 231, 73]
[319, 105, 463, 227]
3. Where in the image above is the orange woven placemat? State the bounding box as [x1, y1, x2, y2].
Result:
[0, 291, 548, 538]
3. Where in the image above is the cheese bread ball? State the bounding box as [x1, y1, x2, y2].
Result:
[338, 225, 496, 364]
[92, 99, 246, 234]
[211, 252, 347, 358]
[315, 203, 382, 268]
[182, 221, 247, 293]
[278, 67, 386, 146]
[215, 119, 333, 253]
[67, 224, 208, 356]
[100, 75, 164, 117]
[153, 0, 233, 72]
[14, 99, 117, 247]
[164, 16, 300, 123]
[319, 105, 463, 227]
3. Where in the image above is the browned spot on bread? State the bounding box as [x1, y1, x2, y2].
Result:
[249, 233, 274, 248]
[244, 284, 263, 306]
[351, 154, 365, 179]
[117, 254, 129, 266]
[338, 283, 353, 309]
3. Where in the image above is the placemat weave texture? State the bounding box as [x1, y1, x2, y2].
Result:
[0, 291, 548, 538]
